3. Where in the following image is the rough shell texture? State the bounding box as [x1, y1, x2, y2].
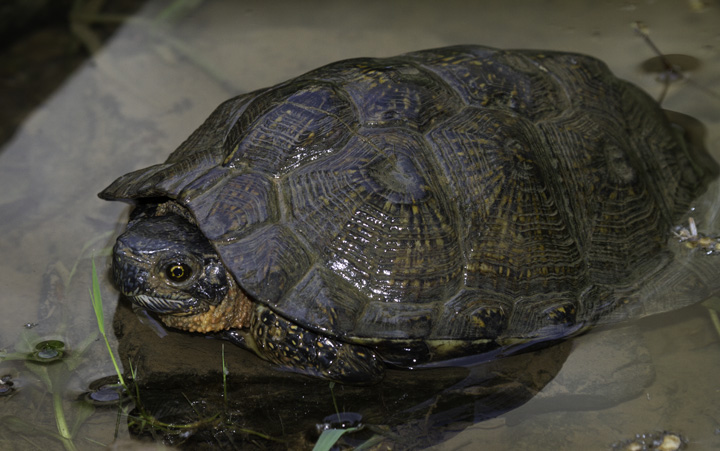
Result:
[101, 45, 716, 347]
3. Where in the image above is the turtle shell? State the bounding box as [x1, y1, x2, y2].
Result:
[100, 45, 717, 360]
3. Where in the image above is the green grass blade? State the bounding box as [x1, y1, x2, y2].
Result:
[90, 259, 105, 336]
[313, 427, 358, 451]
[90, 258, 126, 387]
[53, 390, 72, 440]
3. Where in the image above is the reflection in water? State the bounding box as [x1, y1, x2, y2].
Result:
[111, 300, 571, 448]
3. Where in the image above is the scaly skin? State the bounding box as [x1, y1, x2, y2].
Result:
[160, 275, 252, 333]
[242, 304, 383, 383]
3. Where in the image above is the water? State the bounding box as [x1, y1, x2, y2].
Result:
[1, 0, 719, 449]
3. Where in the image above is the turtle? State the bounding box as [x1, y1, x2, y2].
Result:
[99, 45, 719, 384]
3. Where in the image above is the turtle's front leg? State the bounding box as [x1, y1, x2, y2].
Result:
[226, 305, 385, 384]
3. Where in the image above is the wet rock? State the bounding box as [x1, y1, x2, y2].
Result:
[526, 325, 654, 412]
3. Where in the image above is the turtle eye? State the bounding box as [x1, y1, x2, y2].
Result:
[165, 263, 192, 283]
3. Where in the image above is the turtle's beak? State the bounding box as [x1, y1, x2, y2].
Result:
[128, 293, 200, 314]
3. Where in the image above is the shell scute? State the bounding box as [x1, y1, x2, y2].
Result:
[223, 83, 357, 176]
[301, 57, 463, 131]
[215, 224, 312, 302]
[274, 266, 365, 337]
[187, 171, 278, 242]
[434, 289, 510, 339]
[407, 46, 569, 120]
[285, 128, 464, 305]
[352, 301, 435, 339]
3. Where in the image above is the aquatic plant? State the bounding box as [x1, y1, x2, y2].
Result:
[0, 324, 99, 450]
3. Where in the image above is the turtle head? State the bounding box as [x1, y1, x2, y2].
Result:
[111, 204, 253, 332]
[112, 208, 230, 317]
[112, 205, 252, 332]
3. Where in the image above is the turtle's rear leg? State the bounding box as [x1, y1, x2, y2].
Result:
[226, 305, 384, 384]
